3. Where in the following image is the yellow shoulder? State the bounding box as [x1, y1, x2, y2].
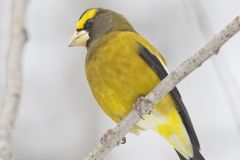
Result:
[115, 31, 167, 66]
[87, 31, 167, 66]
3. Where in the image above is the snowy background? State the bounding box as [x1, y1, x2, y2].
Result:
[0, 0, 240, 160]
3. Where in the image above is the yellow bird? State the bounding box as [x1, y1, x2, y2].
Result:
[69, 8, 204, 160]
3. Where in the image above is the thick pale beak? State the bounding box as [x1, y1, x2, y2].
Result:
[68, 30, 90, 47]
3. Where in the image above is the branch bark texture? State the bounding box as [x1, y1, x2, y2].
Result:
[82, 16, 240, 160]
[0, 0, 28, 159]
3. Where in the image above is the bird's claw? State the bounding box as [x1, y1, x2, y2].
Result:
[100, 129, 114, 145]
[100, 129, 127, 146]
[133, 96, 145, 119]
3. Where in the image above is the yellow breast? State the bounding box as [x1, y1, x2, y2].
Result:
[85, 31, 193, 158]
[86, 31, 165, 122]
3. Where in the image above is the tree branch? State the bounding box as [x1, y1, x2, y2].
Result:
[82, 16, 240, 160]
[0, 0, 28, 159]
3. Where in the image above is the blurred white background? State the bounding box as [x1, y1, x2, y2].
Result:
[1, 0, 240, 160]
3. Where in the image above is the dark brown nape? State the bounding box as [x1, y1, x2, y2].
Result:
[87, 8, 136, 47]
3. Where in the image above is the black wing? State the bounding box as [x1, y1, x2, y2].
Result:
[137, 42, 200, 150]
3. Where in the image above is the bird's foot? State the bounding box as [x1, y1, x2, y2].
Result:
[100, 129, 114, 145]
[100, 129, 127, 146]
[133, 96, 145, 119]
[133, 96, 153, 118]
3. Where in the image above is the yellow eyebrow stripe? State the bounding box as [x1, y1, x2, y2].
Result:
[76, 9, 98, 30]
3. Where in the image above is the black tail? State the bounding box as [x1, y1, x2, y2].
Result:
[175, 147, 205, 160]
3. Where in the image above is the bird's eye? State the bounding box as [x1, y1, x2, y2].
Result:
[84, 19, 94, 29]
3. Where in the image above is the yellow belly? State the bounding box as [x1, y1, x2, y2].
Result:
[85, 31, 193, 158]
[86, 31, 161, 122]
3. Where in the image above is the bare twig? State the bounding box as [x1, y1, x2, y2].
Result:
[82, 16, 240, 160]
[0, 0, 28, 159]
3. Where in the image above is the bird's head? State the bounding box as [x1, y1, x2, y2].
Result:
[69, 8, 135, 47]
